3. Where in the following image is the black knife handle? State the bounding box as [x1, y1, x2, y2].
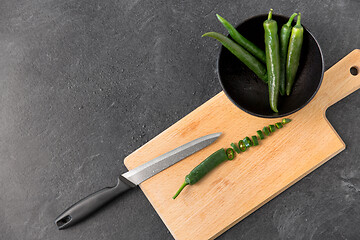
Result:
[55, 176, 135, 230]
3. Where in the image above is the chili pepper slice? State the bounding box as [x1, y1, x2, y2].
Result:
[282, 118, 292, 124]
[231, 143, 241, 153]
[286, 13, 304, 96]
[243, 136, 253, 148]
[216, 14, 266, 64]
[238, 140, 247, 152]
[263, 9, 280, 112]
[279, 13, 297, 95]
[226, 148, 235, 160]
[275, 122, 283, 129]
[202, 32, 268, 83]
[172, 148, 228, 199]
[269, 124, 276, 132]
[257, 130, 265, 139]
[252, 136, 259, 146]
[263, 126, 270, 136]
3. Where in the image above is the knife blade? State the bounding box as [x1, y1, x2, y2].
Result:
[55, 132, 221, 229]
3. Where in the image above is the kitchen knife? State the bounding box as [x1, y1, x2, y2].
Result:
[55, 132, 221, 229]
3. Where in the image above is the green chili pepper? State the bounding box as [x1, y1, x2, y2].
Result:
[279, 13, 297, 96]
[231, 143, 241, 153]
[252, 136, 259, 146]
[286, 13, 304, 96]
[202, 32, 268, 83]
[282, 118, 292, 124]
[172, 148, 228, 199]
[173, 119, 292, 199]
[257, 130, 265, 139]
[269, 124, 276, 132]
[243, 136, 253, 148]
[263, 126, 270, 136]
[216, 14, 266, 64]
[275, 122, 283, 129]
[238, 140, 247, 152]
[264, 9, 280, 112]
[226, 148, 235, 160]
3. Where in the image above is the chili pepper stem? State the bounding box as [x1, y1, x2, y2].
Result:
[296, 13, 301, 26]
[286, 13, 298, 27]
[172, 182, 189, 199]
[268, 9, 273, 20]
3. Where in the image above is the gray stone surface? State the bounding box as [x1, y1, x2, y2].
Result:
[0, 0, 359, 239]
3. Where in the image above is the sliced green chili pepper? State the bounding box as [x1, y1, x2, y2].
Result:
[252, 136, 259, 146]
[286, 13, 304, 96]
[238, 140, 247, 152]
[202, 32, 268, 83]
[257, 130, 265, 139]
[216, 14, 266, 64]
[226, 148, 235, 160]
[264, 9, 280, 112]
[269, 124, 276, 132]
[279, 13, 297, 95]
[243, 136, 253, 148]
[172, 148, 228, 199]
[173, 119, 292, 199]
[282, 118, 292, 124]
[231, 143, 241, 153]
[275, 122, 283, 129]
[263, 126, 270, 136]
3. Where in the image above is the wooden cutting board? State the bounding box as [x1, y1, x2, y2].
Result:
[124, 49, 360, 240]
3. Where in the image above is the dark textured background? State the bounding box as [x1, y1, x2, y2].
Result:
[1, 0, 359, 239]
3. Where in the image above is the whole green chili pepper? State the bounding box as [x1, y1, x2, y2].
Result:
[263, 9, 280, 112]
[286, 13, 304, 96]
[172, 148, 228, 199]
[216, 14, 267, 64]
[173, 119, 292, 199]
[202, 32, 268, 83]
[279, 13, 297, 95]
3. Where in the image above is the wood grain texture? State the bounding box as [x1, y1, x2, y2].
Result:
[124, 49, 360, 240]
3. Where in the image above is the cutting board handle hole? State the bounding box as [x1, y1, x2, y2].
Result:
[350, 66, 359, 76]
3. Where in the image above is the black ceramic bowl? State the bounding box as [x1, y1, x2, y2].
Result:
[218, 14, 324, 118]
